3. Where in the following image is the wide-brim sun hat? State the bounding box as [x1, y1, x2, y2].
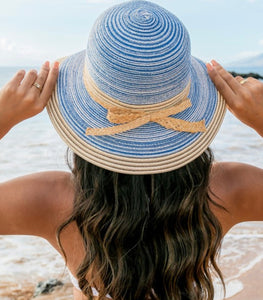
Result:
[47, 0, 226, 175]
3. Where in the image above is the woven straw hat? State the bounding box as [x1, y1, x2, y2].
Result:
[47, 0, 226, 174]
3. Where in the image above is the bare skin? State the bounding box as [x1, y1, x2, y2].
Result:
[0, 61, 59, 139]
[207, 60, 263, 137]
[1, 62, 263, 299]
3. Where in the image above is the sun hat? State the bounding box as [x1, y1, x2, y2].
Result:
[47, 0, 226, 175]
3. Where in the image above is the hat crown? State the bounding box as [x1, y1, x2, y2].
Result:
[86, 0, 191, 106]
[49, 1, 226, 174]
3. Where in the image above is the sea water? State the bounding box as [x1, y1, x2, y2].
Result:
[0, 66, 263, 299]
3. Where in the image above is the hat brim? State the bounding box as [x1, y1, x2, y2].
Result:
[47, 50, 225, 174]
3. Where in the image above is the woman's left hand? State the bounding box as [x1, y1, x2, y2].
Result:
[0, 61, 59, 139]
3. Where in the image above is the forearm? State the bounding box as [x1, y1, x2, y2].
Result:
[0, 119, 12, 139]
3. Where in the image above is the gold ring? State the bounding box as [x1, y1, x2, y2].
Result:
[240, 79, 247, 85]
[33, 82, 42, 90]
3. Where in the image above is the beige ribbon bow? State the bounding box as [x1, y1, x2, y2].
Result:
[83, 68, 206, 136]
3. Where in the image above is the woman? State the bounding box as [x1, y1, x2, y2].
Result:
[1, 1, 263, 299]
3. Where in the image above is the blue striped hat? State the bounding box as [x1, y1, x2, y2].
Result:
[47, 0, 225, 174]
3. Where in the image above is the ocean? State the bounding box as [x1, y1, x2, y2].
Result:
[0, 66, 263, 299]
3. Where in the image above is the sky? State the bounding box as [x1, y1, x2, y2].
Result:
[0, 0, 262, 67]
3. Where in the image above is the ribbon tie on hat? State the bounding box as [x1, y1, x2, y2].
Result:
[83, 67, 206, 136]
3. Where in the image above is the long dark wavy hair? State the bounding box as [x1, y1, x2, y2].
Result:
[57, 147, 225, 300]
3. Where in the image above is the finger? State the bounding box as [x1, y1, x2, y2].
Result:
[235, 76, 244, 83]
[245, 77, 259, 85]
[207, 62, 236, 104]
[237, 77, 254, 87]
[39, 61, 59, 107]
[20, 69, 38, 89]
[31, 61, 50, 93]
[211, 60, 241, 93]
[8, 70, 26, 87]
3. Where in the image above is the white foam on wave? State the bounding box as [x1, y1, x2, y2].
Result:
[0, 236, 66, 283]
[213, 223, 263, 299]
[219, 224, 263, 277]
[225, 253, 263, 281]
[214, 279, 244, 300]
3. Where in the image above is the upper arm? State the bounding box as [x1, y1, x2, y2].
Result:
[0, 171, 74, 239]
[210, 162, 263, 231]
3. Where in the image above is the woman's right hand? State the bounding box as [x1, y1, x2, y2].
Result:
[207, 60, 263, 137]
[0, 61, 59, 139]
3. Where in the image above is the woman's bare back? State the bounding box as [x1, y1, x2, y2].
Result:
[2, 161, 259, 299]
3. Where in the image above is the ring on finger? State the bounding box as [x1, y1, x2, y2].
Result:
[240, 79, 248, 85]
[32, 82, 42, 90]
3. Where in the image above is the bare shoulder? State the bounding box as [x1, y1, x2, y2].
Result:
[210, 162, 263, 233]
[0, 171, 74, 238]
[23, 170, 75, 228]
[31, 171, 75, 212]
[210, 161, 263, 199]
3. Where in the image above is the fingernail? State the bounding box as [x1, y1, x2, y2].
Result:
[53, 61, 59, 69]
[211, 60, 218, 66]
[206, 63, 213, 72]
[44, 61, 50, 68]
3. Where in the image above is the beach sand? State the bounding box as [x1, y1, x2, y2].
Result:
[227, 260, 263, 300]
[1, 258, 263, 300]
[2, 260, 263, 300]
[1, 264, 263, 300]
[0, 280, 73, 300]
[215, 222, 263, 300]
